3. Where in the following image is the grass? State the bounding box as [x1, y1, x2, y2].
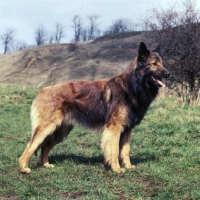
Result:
[0, 85, 200, 199]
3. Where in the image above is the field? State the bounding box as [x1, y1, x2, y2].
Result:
[0, 85, 200, 200]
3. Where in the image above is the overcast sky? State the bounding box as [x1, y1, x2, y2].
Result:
[0, 0, 200, 46]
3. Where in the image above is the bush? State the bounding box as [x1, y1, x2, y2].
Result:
[143, 0, 200, 104]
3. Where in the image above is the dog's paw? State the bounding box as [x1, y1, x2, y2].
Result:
[43, 163, 55, 168]
[20, 167, 31, 174]
[126, 164, 136, 169]
[112, 167, 126, 173]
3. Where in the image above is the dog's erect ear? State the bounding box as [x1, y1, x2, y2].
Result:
[152, 44, 160, 54]
[152, 44, 163, 58]
[138, 42, 150, 62]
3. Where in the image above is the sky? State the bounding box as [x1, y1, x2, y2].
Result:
[0, 0, 200, 46]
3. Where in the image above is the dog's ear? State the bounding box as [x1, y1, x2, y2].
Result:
[152, 44, 160, 54]
[152, 44, 164, 58]
[138, 42, 150, 62]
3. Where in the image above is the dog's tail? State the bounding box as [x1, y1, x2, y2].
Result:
[30, 98, 41, 156]
[29, 88, 64, 156]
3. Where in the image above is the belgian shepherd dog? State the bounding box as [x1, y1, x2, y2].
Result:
[19, 42, 170, 174]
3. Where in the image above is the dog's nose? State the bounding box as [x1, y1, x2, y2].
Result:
[164, 72, 170, 78]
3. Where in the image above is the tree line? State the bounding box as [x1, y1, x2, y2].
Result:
[0, 15, 140, 54]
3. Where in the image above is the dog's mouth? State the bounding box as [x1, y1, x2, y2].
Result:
[151, 76, 165, 87]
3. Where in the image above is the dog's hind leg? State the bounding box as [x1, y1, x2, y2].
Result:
[101, 124, 125, 173]
[119, 128, 135, 169]
[19, 123, 59, 173]
[39, 124, 74, 168]
[19, 110, 63, 174]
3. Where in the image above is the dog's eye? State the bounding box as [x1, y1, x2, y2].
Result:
[152, 63, 157, 66]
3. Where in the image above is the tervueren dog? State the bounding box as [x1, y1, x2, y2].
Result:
[19, 42, 170, 174]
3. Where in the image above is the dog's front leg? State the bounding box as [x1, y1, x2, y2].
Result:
[120, 129, 136, 169]
[101, 124, 125, 173]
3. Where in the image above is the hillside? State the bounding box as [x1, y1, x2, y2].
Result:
[0, 32, 148, 87]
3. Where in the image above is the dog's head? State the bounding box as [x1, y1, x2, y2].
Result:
[136, 42, 170, 88]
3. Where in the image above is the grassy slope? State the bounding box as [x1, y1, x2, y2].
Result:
[0, 85, 200, 200]
[0, 32, 145, 87]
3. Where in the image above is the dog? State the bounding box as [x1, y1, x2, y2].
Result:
[19, 42, 170, 173]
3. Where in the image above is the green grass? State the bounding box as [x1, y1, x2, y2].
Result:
[0, 85, 200, 200]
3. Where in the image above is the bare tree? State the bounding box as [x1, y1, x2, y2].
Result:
[35, 25, 48, 46]
[13, 40, 27, 51]
[49, 33, 54, 44]
[103, 18, 134, 35]
[111, 19, 129, 33]
[87, 14, 100, 40]
[132, 23, 143, 31]
[54, 23, 65, 43]
[143, 0, 200, 104]
[81, 28, 88, 41]
[72, 15, 82, 42]
[0, 28, 16, 54]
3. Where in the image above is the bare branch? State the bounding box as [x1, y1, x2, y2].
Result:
[35, 25, 48, 46]
[143, 0, 200, 104]
[87, 14, 100, 40]
[54, 23, 65, 43]
[72, 15, 82, 42]
[0, 28, 16, 54]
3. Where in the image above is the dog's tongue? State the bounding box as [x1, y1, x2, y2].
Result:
[157, 79, 165, 87]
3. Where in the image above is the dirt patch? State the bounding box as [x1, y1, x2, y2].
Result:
[60, 190, 87, 199]
[0, 194, 20, 200]
[136, 177, 167, 198]
[22, 57, 37, 73]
